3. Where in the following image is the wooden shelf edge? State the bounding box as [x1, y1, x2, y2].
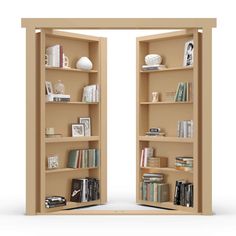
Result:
[46, 102, 99, 105]
[140, 66, 193, 73]
[46, 66, 98, 73]
[139, 136, 193, 143]
[140, 101, 193, 105]
[46, 167, 99, 174]
[45, 136, 100, 143]
[44, 200, 101, 212]
[140, 166, 193, 174]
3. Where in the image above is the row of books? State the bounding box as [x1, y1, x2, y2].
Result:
[46, 44, 64, 68]
[71, 178, 99, 202]
[175, 157, 193, 171]
[174, 180, 193, 207]
[82, 84, 99, 102]
[140, 147, 153, 167]
[177, 120, 193, 138]
[67, 149, 99, 169]
[174, 82, 193, 102]
[141, 173, 169, 202]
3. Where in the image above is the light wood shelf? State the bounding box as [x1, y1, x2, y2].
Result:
[46, 167, 98, 174]
[45, 136, 100, 143]
[140, 166, 193, 174]
[140, 101, 193, 105]
[138, 200, 194, 212]
[45, 200, 100, 212]
[46, 66, 98, 73]
[46, 101, 99, 105]
[139, 136, 194, 143]
[140, 66, 193, 73]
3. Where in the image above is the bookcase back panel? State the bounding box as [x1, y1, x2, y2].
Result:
[46, 36, 89, 69]
[46, 142, 98, 169]
[46, 70, 90, 102]
[148, 36, 193, 68]
[148, 70, 193, 102]
[148, 106, 193, 137]
[46, 105, 91, 137]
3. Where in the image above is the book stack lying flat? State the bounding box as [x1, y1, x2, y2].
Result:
[46, 94, 71, 102]
[142, 64, 166, 71]
[45, 196, 66, 208]
[67, 149, 99, 169]
[142, 173, 164, 183]
[71, 178, 99, 202]
[147, 156, 168, 168]
[177, 120, 193, 138]
[174, 180, 193, 207]
[174, 82, 192, 102]
[140, 147, 154, 167]
[175, 157, 193, 171]
[145, 128, 165, 136]
[82, 84, 99, 103]
[141, 173, 169, 202]
[46, 44, 64, 68]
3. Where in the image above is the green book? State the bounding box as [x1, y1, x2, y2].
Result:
[67, 150, 79, 168]
[176, 83, 184, 102]
[157, 183, 169, 202]
[95, 149, 99, 167]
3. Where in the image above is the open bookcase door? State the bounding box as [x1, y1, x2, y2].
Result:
[36, 30, 107, 213]
[136, 29, 201, 214]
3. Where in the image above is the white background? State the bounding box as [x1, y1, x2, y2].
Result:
[0, 0, 236, 235]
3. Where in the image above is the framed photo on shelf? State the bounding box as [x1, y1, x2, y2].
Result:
[72, 124, 85, 137]
[45, 81, 53, 95]
[183, 40, 194, 66]
[79, 117, 91, 136]
[47, 155, 59, 169]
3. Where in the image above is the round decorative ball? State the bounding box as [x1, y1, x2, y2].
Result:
[76, 57, 93, 70]
[145, 54, 162, 65]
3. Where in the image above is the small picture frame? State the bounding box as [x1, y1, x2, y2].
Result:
[47, 155, 59, 169]
[79, 117, 91, 136]
[183, 40, 194, 66]
[72, 124, 85, 137]
[45, 81, 53, 95]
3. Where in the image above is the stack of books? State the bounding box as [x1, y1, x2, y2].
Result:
[45, 196, 66, 208]
[140, 147, 154, 167]
[82, 84, 99, 102]
[46, 44, 64, 68]
[147, 156, 168, 168]
[46, 94, 71, 102]
[174, 82, 192, 102]
[142, 64, 166, 71]
[175, 157, 193, 171]
[177, 120, 193, 138]
[71, 178, 99, 202]
[141, 173, 169, 202]
[174, 180, 193, 207]
[145, 128, 165, 136]
[67, 149, 99, 169]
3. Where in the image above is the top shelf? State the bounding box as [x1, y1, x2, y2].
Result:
[46, 66, 98, 73]
[140, 66, 193, 73]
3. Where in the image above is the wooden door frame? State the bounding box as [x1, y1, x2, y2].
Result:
[22, 18, 216, 215]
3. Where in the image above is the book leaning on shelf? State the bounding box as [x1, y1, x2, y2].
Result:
[46, 44, 63, 68]
[71, 178, 99, 202]
[82, 84, 99, 103]
[67, 149, 99, 169]
[174, 82, 192, 102]
[140, 147, 154, 167]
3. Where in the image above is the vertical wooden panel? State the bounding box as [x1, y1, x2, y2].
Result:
[26, 27, 37, 215]
[201, 28, 212, 215]
[100, 37, 107, 204]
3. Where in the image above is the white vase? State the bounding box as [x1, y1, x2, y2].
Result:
[76, 57, 93, 70]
